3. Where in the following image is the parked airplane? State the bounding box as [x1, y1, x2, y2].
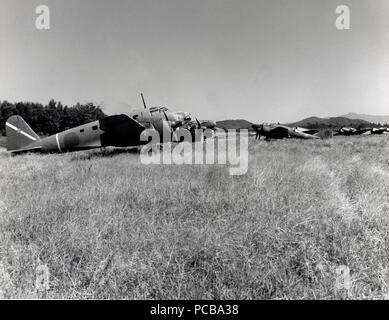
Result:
[199, 120, 217, 131]
[335, 127, 359, 136]
[371, 127, 389, 135]
[5, 94, 214, 154]
[335, 127, 389, 136]
[291, 127, 320, 136]
[252, 124, 322, 140]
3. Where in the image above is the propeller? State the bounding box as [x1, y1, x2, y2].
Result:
[171, 121, 183, 130]
[141, 93, 147, 109]
[252, 124, 264, 140]
[195, 118, 202, 129]
[161, 109, 179, 142]
[201, 120, 217, 131]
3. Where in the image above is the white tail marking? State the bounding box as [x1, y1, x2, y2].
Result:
[6, 122, 38, 141]
[55, 134, 62, 152]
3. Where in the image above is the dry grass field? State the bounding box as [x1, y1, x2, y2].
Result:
[1, 135, 389, 299]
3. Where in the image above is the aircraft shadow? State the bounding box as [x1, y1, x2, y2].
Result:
[70, 147, 141, 161]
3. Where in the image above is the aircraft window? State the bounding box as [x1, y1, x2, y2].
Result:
[80, 129, 85, 133]
[92, 125, 98, 130]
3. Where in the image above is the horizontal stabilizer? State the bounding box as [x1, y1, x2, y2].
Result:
[8, 146, 42, 154]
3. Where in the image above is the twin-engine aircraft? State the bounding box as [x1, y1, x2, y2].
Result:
[335, 127, 389, 136]
[251, 124, 325, 140]
[5, 94, 214, 154]
[251, 123, 389, 141]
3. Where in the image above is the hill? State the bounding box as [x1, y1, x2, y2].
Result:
[287, 116, 375, 129]
[216, 119, 253, 130]
[215, 114, 384, 131]
[342, 113, 389, 125]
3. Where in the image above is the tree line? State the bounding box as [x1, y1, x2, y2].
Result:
[0, 100, 107, 136]
[303, 121, 388, 130]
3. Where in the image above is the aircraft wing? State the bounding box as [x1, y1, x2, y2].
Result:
[99, 114, 147, 147]
[290, 130, 319, 139]
[302, 129, 319, 135]
[269, 126, 290, 138]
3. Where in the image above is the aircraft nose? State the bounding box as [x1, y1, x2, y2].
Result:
[171, 121, 183, 130]
[205, 120, 217, 130]
[164, 112, 177, 122]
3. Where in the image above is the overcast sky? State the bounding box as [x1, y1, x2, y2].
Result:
[1, 0, 389, 122]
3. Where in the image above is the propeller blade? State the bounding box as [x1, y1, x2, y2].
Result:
[196, 118, 202, 129]
[141, 93, 147, 109]
[171, 121, 183, 130]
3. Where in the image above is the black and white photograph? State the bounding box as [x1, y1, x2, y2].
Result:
[1, 0, 389, 304]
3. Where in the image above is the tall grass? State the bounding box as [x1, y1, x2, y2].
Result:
[0, 136, 389, 299]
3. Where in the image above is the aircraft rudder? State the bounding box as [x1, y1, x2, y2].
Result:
[5, 115, 40, 152]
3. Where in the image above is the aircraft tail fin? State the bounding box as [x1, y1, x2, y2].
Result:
[5, 115, 41, 152]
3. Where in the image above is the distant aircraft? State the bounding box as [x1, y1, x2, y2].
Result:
[371, 127, 389, 135]
[335, 127, 359, 136]
[199, 120, 217, 131]
[291, 127, 319, 136]
[5, 94, 215, 154]
[335, 127, 389, 136]
[252, 124, 322, 140]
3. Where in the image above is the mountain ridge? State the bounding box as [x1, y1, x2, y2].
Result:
[216, 114, 389, 130]
[216, 119, 254, 130]
[342, 113, 389, 125]
[286, 116, 374, 129]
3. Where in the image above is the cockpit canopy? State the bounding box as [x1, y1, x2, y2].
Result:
[149, 106, 169, 113]
[175, 111, 192, 122]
